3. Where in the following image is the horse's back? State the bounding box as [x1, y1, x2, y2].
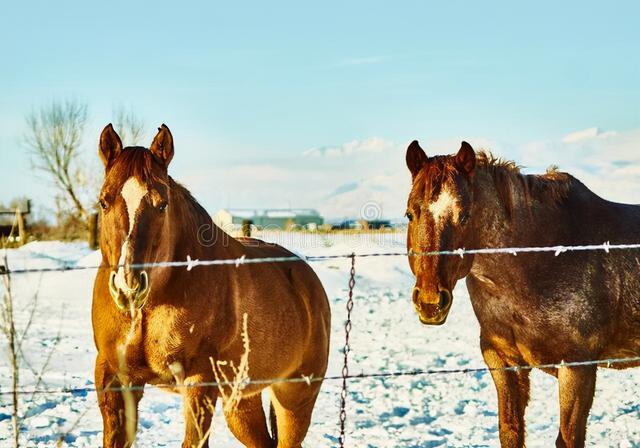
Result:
[236, 237, 299, 258]
[235, 236, 330, 317]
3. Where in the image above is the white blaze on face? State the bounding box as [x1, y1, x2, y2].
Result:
[428, 187, 460, 227]
[114, 177, 148, 294]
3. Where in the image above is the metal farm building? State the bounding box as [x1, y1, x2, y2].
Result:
[213, 208, 324, 231]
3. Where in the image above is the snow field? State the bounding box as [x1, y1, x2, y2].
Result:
[0, 234, 638, 447]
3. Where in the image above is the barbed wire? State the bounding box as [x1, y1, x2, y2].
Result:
[1, 355, 639, 398]
[2, 241, 640, 276]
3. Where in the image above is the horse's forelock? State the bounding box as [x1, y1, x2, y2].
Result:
[107, 147, 169, 190]
[410, 157, 460, 206]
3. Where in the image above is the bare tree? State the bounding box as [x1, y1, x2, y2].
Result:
[113, 106, 145, 147]
[23, 100, 90, 221]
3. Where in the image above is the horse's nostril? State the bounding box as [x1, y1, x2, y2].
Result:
[139, 271, 148, 292]
[412, 287, 421, 304]
[439, 290, 451, 309]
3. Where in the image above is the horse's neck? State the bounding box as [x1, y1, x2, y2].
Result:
[172, 214, 245, 263]
[163, 188, 243, 266]
[469, 168, 566, 249]
[465, 168, 569, 287]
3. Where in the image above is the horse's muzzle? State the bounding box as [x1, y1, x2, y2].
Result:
[412, 287, 452, 325]
[109, 270, 150, 311]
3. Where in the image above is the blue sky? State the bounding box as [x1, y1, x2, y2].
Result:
[1, 1, 639, 218]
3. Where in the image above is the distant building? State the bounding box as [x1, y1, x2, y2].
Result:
[331, 219, 393, 230]
[213, 208, 324, 231]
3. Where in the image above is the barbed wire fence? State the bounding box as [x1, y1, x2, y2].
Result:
[4, 240, 640, 275]
[1, 240, 640, 446]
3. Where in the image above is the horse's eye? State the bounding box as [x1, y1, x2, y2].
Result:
[99, 199, 108, 210]
[158, 202, 168, 212]
[460, 213, 470, 224]
[405, 211, 413, 222]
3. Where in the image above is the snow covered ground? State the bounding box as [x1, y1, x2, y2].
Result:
[1, 233, 639, 447]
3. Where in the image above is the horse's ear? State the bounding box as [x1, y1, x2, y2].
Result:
[149, 124, 174, 168]
[455, 141, 476, 174]
[406, 140, 428, 179]
[99, 123, 123, 168]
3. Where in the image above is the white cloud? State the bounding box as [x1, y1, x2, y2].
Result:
[561, 127, 618, 143]
[304, 137, 396, 157]
[513, 128, 640, 204]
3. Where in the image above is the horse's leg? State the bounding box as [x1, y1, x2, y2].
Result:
[95, 355, 144, 448]
[269, 381, 323, 448]
[223, 392, 273, 447]
[481, 340, 530, 448]
[181, 370, 218, 448]
[555, 365, 597, 448]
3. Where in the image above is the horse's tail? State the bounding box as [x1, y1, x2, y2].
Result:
[269, 401, 278, 446]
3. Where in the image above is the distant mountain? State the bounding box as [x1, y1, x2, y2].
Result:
[318, 173, 409, 220]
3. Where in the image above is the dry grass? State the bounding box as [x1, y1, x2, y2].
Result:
[210, 312, 251, 413]
[192, 312, 251, 448]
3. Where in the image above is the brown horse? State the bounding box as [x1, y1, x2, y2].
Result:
[92, 124, 330, 448]
[404, 140, 640, 447]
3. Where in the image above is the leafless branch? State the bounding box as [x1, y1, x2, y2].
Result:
[1, 240, 20, 447]
[113, 105, 145, 147]
[23, 100, 90, 221]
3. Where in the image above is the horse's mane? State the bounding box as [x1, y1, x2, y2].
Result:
[476, 150, 572, 217]
[169, 179, 212, 228]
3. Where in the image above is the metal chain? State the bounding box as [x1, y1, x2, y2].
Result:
[339, 253, 356, 448]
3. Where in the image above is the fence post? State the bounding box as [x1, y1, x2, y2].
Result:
[88, 212, 99, 250]
[339, 253, 356, 447]
[242, 219, 252, 237]
[15, 209, 25, 246]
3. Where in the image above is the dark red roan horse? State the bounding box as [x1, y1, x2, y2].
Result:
[404, 140, 640, 447]
[93, 124, 330, 447]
